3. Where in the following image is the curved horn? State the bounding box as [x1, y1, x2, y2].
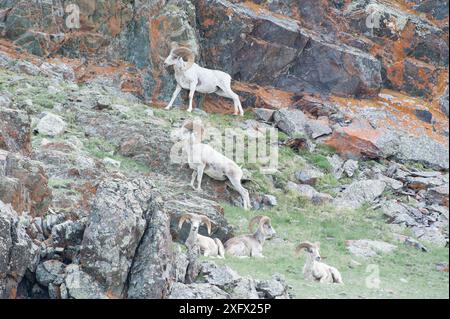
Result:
[295, 241, 315, 254]
[258, 216, 271, 235]
[201, 215, 212, 235]
[178, 214, 192, 229]
[173, 47, 195, 68]
[249, 215, 264, 233]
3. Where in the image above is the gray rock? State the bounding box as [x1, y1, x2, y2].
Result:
[80, 178, 158, 298]
[426, 185, 449, 206]
[346, 239, 397, 258]
[262, 194, 278, 206]
[286, 182, 333, 205]
[256, 274, 290, 299]
[199, 261, 241, 289]
[295, 168, 324, 185]
[0, 93, 12, 108]
[64, 264, 108, 299]
[397, 135, 449, 170]
[328, 154, 344, 179]
[127, 209, 175, 299]
[274, 109, 308, 136]
[36, 260, 65, 287]
[440, 86, 449, 118]
[335, 180, 386, 209]
[254, 108, 275, 122]
[0, 201, 40, 298]
[36, 113, 67, 137]
[375, 173, 404, 191]
[343, 159, 359, 177]
[168, 282, 230, 299]
[305, 119, 332, 139]
[412, 226, 448, 247]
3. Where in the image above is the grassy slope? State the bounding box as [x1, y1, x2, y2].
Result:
[2, 69, 448, 298]
[199, 111, 449, 299]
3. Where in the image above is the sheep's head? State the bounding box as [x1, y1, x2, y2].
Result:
[249, 215, 276, 238]
[164, 42, 195, 69]
[178, 213, 212, 235]
[296, 242, 321, 261]
[172, 119, 205, 144]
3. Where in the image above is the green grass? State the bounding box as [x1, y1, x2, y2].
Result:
[216, 203, 449, 299]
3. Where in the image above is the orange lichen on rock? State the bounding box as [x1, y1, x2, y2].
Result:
[331, 89, 449, 145]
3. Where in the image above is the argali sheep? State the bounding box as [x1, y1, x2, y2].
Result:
[178, 213, 225, 258]
[224, 216, 276, 258]
[296, 242, 343, 284]
[163, 42, 244, 116]
[174, 119, 251, 210]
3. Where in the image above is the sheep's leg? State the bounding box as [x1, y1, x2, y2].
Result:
[187, 81, 197, 113]
[190, 170, 197, 190]
[228, 175, 251, 210]
[196, 163, 206, 192]
[217, 82, 244, 116]
[165, 84, 182, 110]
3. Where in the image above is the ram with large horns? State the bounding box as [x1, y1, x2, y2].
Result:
[178, 213, 225, 258]
[224, 215, 276, 258]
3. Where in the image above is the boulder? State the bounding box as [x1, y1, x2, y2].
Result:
[36, 113, 67, 137]
[0, 150, 52, 217]
[295, 168, 324, 186]
[64, 265, 108, 299]
[0, 108, 32, 156]
[286, 182, 333, 205]
[0, 201, 40, 299]
[36, 260, 65, 287]
[346, 239, 397, 258]
[168, 282, 230, 299]
[254, 108, 275, 122]
[80, 178, 159, 298]
[334, 180, 386, 209]
[196, 0, 382, 98]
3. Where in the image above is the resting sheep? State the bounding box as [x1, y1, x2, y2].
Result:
[179, 213, 225, 258]
[174, 119, 251, 210]
[224, 216, 276, 257]
[296, 242, 343, 284]
[163, 42, 244, 116]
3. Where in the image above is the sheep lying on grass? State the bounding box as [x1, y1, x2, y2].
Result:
[296, 241, 343, 284]
[179, 213, 225, 258]
[224, 216, 276, 258]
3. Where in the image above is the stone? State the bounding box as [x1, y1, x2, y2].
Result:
[0, 108, 32, 156]
[168, 282, 230, 299]
[36, 260, 65, 287]
[343, 159, 358, 177]
[334, 180, 386, 210]
[254, 108, 275, 122]
[346, 239, 397, 258]
[286, 182, 333, 205]
[255, 274, 290, 299]
[103, 157, 121, 169]
[0, 201, 40, 299]
[80, 178, 158, 297]
[411, 226, 448, 247]
[262, 194, 278, 207]
[36, 113, 67, 137]
[273, 109, 308, 136]
[64, 265, 108, 299]
[295, 168, 324, 185]
[305, 118, 333, 139]
[0, 150, 52, 217]
[327, 154, 344, 179]
[427, 185, 449, 207]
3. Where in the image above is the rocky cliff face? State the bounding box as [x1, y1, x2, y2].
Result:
[0, 0, 448, 299]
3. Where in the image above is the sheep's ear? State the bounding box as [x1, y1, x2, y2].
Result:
[315, 242, 321, 249]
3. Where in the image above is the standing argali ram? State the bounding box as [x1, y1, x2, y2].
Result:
[174, 120, 251, 210]
[163, 42, 244, 116]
